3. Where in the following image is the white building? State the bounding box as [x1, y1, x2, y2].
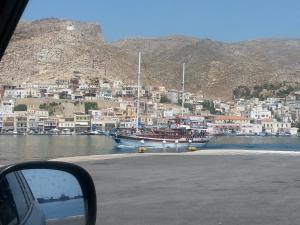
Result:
[240, 124, 262, 135]
[0, 100, 14, 114]
[166, 90, 179, 104]
[58, 119, 75, 130]
[250, 105, 272, 120]
[4, 89, 26, 99]
[261, 119, 291, 134]
[24, 88, 41, 98]
[118, 120, 136, 129]
[163, 110, 174, 118]
[290, 127, 299, 136]
[112, 80, 123, 88]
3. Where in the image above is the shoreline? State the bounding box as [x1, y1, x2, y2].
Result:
[51, 149, 300, 163]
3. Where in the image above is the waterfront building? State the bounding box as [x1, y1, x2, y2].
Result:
[240, 124, 263, 135]
[88, 110, 103, 131]
[207, 123, 240, 134]
[43, 119, 58, 132]
[74, 113, 91, 132]
[261, 119, 291, 134]
[153, 117, 169, 128]
[213, 115, 250, 124]
[15, 115, 28, 133]
[58, 118, 75, 132]
[101, 116, 119, 130]
[140, 114, 154, 126]
[290, 127, 299, 136]
[2, 115, 15, 131]
[27, 115, 39, 132]
[118, 120, 136, 129]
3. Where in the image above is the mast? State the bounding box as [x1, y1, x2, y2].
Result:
[136, 52, 141, 132]
[181, 63, 185, 117]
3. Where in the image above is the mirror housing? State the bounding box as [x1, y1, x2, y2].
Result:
[0, 161, 97, 225]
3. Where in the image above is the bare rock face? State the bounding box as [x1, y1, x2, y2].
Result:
[114, 38, 300, 100]
[1, 18, 300, 100]
[0, 18, 136, 85]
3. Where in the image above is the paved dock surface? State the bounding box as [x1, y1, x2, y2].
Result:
[72, 153, 300, 225]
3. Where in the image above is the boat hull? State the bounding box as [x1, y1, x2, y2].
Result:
[114, 136, 209, 148]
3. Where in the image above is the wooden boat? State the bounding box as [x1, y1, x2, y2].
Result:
[114, 128, 209, 148]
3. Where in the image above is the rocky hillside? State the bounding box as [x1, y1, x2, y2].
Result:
[0, 18, 138, 85]
[1, 18, 300, 100]
[113, 38, 300, 99]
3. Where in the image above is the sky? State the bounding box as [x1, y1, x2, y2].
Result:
[22, 169, 83, 199]
[22, 0, 300, 43]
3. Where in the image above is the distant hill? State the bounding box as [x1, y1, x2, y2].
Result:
[1, 18, 300, 100]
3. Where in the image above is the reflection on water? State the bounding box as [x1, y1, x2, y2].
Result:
[41, 199, 84, 220]
[0, 135, 115, 164]
[0, 135, 300, 164]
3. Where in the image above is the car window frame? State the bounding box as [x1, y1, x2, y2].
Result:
[15, 171, 35, 225]
[0, 175, 19, 225]
[6, 172, 32, 225]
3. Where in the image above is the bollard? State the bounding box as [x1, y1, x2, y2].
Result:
[187, 146, 198, 152]
[138, 147, 147, 153]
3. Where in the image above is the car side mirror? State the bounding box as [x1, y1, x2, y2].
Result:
[0, 161, 97, 225]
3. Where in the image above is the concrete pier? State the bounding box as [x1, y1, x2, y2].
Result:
[53, 150, 300, 225]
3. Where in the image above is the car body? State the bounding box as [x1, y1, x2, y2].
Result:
[0, 170, 45, 225]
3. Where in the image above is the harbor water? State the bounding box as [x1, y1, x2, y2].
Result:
[0, 135, 300, 164]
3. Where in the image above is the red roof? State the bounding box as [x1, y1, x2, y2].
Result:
[214, 115, 249, 120]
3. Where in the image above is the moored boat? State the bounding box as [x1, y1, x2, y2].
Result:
[113, 53, 210, 148]
[114, 127, 209, 148]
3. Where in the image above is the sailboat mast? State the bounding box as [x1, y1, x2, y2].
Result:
[136, 52, 141, 132]
[181, 63, 185, 117]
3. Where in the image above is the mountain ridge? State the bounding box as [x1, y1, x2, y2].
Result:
[1, 18, 300, 100]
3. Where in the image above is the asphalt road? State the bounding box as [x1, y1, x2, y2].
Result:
[75, 154, 300, 225]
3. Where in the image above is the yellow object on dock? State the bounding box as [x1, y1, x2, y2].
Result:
[187, 146, 198, 152]
[138, 147, 147, 153]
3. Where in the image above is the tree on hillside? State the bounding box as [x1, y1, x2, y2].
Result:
[160, 95, 171, 103]
[233, 86, 251, 99]
[200, 100, 216, 114]
[39, 103, 48, 110]
[85, 102, 98, 113]
[14, 104, 27, 111]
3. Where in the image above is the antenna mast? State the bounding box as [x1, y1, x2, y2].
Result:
[181, 63, 185, 117]
[136, 52, 141, 132]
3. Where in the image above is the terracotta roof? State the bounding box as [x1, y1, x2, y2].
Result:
[214, 115, 249, 120]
